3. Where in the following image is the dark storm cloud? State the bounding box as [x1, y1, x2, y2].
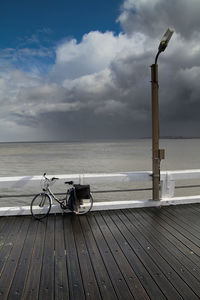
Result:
[1, 0, 200, 140]
[119, 0, 200, 39]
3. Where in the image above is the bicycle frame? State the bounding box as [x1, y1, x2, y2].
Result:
[47, 186, 69, 205]
[42, 176, 72, 209]
[31, 173, 93, 219]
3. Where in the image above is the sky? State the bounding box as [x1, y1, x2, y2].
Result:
[1, 0, 200, 141]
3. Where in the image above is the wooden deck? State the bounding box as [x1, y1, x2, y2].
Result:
[0, 204, 200, 299]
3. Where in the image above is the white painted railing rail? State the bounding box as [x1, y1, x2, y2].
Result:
[0, 170, 200, 216]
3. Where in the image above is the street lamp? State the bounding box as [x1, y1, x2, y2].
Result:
[151, 28, 174, 201]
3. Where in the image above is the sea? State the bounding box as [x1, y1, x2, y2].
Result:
[0, 139, 200, 206]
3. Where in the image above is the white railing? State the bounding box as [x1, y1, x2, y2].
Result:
[0, 170, 200, 216]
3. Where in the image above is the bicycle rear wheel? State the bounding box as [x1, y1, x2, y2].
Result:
[31, 193, 51, 220]
[76, 193, 93, 215]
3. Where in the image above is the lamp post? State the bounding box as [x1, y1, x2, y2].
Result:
[151, 28, 174, 201]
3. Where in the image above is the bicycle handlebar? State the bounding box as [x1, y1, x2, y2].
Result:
[43, 173, 73, 185]
[51, 177, 59, 181]
[43, 173, 59, 181]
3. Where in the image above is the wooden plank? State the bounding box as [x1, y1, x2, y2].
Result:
[0, 217, 16, 253]
[0, 217, 8, 232]
[87, 213, 140, 300]
[183, 204, 200, 219]
[79, 216, 118, 300]
[38, 215, 55, 300]
[122, 208, 200, 299]
[95, 211, 150, 300]
[135, 208, 200, 281]
[108, 210, 185, 300]
[155, 209, 200, 241]
[7, 217, 38, 300]
[146, 208, 200, 253]
[0, 217, 23, 279]
[0, 217, 31, 299]
[102, 210, 172, 299]
[54, 215, 69, 300]
[22, 218, 47, 300]
[186, 204, 200, 217]
[160, 205, 200, 234]
[162, 206, 200, 236]
[140, 207, 200, 284]
[72, 216, 102, 300]
[134, 207, 200, 267]
[144, 208, 200, 257]
[64, 215, 85, 300]
[0, 206, 200, 300]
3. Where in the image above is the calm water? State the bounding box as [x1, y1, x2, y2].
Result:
[0, 139, 200, 206]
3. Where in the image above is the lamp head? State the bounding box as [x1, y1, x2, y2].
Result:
[158, 28, 174, 52]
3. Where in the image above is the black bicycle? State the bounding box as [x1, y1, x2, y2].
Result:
[30, 173, 93, 220]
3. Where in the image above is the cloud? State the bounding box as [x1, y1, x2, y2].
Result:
[1, 0, 200, 141]
[118, 0, 200, 39]
[51, 31, 133, 82]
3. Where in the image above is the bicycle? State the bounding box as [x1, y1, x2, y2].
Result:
[30, 173, 93, 220]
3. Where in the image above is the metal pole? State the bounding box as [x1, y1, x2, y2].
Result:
[151, 62, 160, 200]
[150, 28, 174, 200]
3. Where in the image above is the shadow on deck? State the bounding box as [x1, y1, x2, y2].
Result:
[0, 204, 200, 299]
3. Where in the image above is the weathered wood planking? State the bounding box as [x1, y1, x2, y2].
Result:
[0, 205, 199, 299]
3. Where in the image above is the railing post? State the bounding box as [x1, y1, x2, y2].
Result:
[79, 175, 84, 185]
[160, 172, 175, 199]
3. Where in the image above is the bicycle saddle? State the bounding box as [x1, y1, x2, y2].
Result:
[65, 181, 74, 185]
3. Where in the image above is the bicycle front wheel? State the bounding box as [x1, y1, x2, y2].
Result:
[31, 193, 51, 220]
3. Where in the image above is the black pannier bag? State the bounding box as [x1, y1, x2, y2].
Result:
[67, 193, 75, 211]
[74, 184, 90, 200]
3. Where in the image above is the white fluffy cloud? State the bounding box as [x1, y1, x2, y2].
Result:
[1, 0, 200, 141]
[51, 31, 146, 82]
